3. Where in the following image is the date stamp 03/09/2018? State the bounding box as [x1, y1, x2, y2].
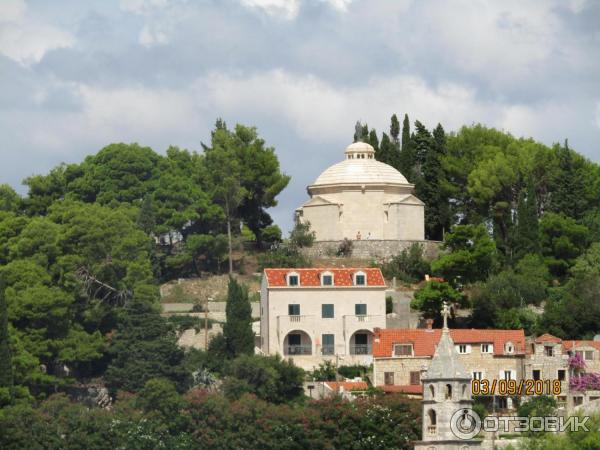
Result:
[471, 379, 562, 396]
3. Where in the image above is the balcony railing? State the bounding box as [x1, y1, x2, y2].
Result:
[285, 345, 312, 355]
[343, 315, 385, 334]
[321, 345, 335, 355]
[350, 344, 372, 355]
[427, 426, 437, 435]
[277, 315, 315, 336]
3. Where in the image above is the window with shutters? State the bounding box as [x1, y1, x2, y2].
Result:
[321, 304, 334, 318]
[394, 344, 413, 356]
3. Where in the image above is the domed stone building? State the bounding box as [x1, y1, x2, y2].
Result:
[296, 142, 426, 255]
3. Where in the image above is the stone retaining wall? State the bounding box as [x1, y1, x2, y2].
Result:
[301, 239, 441, 261]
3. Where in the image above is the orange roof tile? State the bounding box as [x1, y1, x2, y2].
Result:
[382, 385, 423, 394]
[324, 381, 369, 391]
[263, 268, 386, 287]
[534, 333, 563, 344]
[563, 340, 600, 352]
[373, 328, 526, 358]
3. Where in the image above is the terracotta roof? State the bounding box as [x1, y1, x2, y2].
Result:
[535, 333, 563, 344]
[263, 268, 386, 287]
[324, 381, 369, 391]
[563, 340, 600, 352]
[373, 328, 526, 358]
[382, 385, 423, 394]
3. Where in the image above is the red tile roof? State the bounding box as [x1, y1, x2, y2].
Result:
[263, 268, 386, 287]
[382, 385, 423, 394]
[563, 340, 600, 352]
[373, 328, 526, 358]
[324, 381, 369, 391]
[535, 333, 563, 344]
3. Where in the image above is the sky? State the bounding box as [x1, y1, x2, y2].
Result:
[1, 0, 600, 233]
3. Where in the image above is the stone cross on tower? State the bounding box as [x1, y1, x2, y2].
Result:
[442, 301, 450, 330]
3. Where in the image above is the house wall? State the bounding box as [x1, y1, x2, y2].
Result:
[374, 345, 524, 388]
[264, 285, 386, 370]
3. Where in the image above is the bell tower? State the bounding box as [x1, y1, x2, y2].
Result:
[414, 303, 482, 450]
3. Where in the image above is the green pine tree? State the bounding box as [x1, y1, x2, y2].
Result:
[515, 183, 540, 260]
[223, 277, 254, 357]
[550, 140, 588, 220]
[0, 279, 14, 389]
[376, 133, 393, 165]
[137, 195, 156, 235]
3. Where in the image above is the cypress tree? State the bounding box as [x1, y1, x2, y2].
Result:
[368, 128, 379, 153]
[0, 279, 13, 389]
[390, 114, 400, 145]
[137, 195, 156, 235]
[223, 277, 254, 357]
[377, 133, 393, 166]
[398, 114, 415, 178]
[515, 183, 540, 260]
[550, 140, 587, 220]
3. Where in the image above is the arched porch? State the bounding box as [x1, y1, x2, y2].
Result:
[349, 329, 374, 355]
[284, 330, 312, 355]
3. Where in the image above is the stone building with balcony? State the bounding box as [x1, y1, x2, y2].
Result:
[260, 268, 387, 370]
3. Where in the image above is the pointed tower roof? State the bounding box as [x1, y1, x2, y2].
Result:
[423, 302, 470, 380]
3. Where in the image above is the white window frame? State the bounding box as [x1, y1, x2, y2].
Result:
[321, 271, 334, 286]
[354, 271, 367, 286]
[501, 370, 516, 381]
[393, 343, 414, 357]
[287, 272, 300, 286]
[481, 343, 493, 354]
[456, 344, 471, 354]
[472, 371, 484, 380]
[504, 341, 514, 354]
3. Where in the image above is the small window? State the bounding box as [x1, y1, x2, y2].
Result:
[472, 371, 483, 380]
[355, 304, 367, 315]
[481, 344, 492, 353]
[503, 370, 513, 381]
[384, 372, 394, 385]
[410, 371, 420, 385]
[394, 344, 413, 356]
[288, 304, 300, 316]
[445, 384, 452, 400]
[322, 304, 334, 318]
[533, 370, 541, 381]
[287, 273, 299, 286]
[321, 273, 333, 286]
[558, 369, 566, 381]
[505, 342, 514, 354]
[574, 396, 583, 406]
[585, 350, 595, 361]
[544, 346, 554, 357]
[457, 344, 469, 354]
[354, 272, 366, 286]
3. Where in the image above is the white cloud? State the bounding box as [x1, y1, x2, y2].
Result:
[119, 0, 170, 14]
[240, 0, 300, 20]
[0, 0, 74, 66]
[139, 24, 169, 46]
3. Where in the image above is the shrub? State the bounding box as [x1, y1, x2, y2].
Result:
[381, 243, 430, 283]
[337, 238, 353, 257]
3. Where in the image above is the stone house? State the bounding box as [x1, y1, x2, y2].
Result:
[260, 267, 387, 370]
[372, 325, 527, 409]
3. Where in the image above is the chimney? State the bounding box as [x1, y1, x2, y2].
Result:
[425, 318, 434, 331]
[373, 327, 381, 343]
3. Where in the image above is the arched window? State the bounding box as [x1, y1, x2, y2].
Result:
[354, 271, 366, 286]
[427, 409, 437, 435]
[287, 272, 300, 286]
[505, 341, 514, 354]
[429, 384, 435, 399]
[321, 271, 334, 286]
[445, 384, 452, 400]
[462, 384, 467, 398]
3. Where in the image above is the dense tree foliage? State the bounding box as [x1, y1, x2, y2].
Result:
[222, 277, 254, 358]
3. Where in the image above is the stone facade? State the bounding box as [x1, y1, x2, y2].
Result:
[300, 239, 441, 260]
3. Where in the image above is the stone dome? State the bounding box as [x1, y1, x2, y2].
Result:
[311, 142, 410, 187]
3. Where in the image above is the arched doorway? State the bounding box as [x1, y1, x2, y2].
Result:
[284, 330, 312, 355]
[349, 330, 374, 355]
